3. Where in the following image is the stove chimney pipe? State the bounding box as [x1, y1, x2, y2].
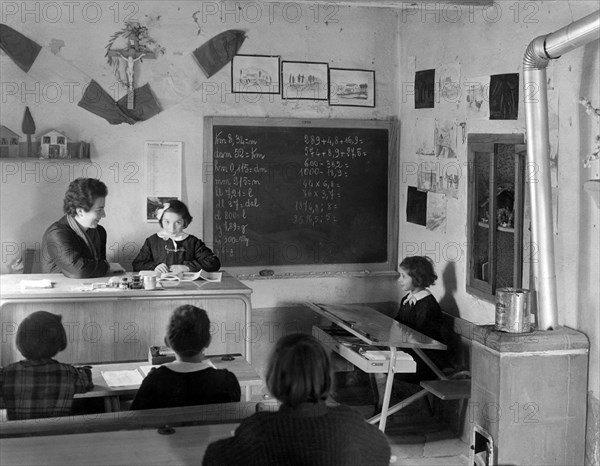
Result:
[523, 10, 600, 330]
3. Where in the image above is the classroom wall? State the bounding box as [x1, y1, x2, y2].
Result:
[1, 0, 598, 460]
[0, 1, 401, 308]
[395, 1, 599, 462]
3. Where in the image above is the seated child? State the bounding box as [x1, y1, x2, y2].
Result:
[0, 311, 93, 420]
[202, 333, 391, 466]
[132, 199, 221, 274]
[130, 305, 241, 410]
[373, 255, 446, 412]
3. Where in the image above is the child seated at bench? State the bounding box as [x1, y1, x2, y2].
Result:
[0, 311, 93, 420]
[130, 305, 241, 410]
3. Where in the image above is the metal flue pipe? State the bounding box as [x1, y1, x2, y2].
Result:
[523, 10, 600, 330]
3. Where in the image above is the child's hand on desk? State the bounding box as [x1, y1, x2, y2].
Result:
[170, 264, 190, 274]
[154, 263, 169, 274]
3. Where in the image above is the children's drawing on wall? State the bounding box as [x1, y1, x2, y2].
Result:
[426, 192, 447, 233]
[418, 160, 439, 191]
[437, 62, 461, 109]
[147, 196, 178, 222]
[440, 161, 460, 199]
[415, 69, 435, 109]
[415, 118, 435, 156]
[435, 119, 457, 158]
[489, 73, 519, 120]
[406, 186, 427, 226]
[464, 76, 490, 119]
[281, 61, 328, 100]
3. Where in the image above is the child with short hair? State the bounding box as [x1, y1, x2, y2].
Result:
[0, 311, 93, 420]
[203, 333, 391, 466]
[132, 200, 220, 274]
[373, 255, 446, 412]
[130, 305, 241, 410]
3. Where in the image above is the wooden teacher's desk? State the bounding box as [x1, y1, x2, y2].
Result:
[307, 302, 447, 432]
[0, 272, 253, 366]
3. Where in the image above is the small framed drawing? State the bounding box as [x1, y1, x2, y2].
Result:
[329, 68, 375, 107]
[146, 196, 178, 223]
[281, 61, 329, 100]
[231, 55, 280, 94]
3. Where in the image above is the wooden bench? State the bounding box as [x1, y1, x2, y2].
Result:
[0, 422, 238, 465]
[420, 379, 471, 400]
[0, 401, 276, 438]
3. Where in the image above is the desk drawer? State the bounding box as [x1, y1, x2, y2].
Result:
[312, 326, 416, 374]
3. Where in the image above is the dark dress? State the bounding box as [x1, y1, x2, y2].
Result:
[130, 364, 240, 410]
[41, 215, 109, 278]
[132, 234, 221, 272]
[395, 293, 447, 382]
[202, 401, 391, 466]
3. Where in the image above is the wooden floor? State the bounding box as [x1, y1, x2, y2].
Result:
[332, 370, 470, 466]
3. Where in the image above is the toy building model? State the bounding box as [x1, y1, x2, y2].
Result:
[39, 129, 69, 158]
[0, 125, 21, 158]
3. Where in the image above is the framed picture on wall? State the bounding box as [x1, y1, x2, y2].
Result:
[329, 68, 375, 108]
[231, 55, 280, 94]
[281, 61, 329, 100]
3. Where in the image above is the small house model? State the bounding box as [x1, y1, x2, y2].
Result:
[40, 129, 69, 158]
[0, 125, 21, 158]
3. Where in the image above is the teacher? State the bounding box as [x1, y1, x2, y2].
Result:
[42, 178, 123, 278]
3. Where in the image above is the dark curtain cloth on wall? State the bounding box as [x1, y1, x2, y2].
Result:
[193, 30, 246, 78]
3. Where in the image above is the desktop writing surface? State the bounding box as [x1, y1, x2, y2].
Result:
[203, 117, 399, 273]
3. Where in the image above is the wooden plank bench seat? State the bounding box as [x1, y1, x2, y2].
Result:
[420, 379, 471, 400]
[0, 401, 274, 438]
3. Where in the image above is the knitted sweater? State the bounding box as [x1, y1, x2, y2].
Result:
[202, 402, 391, 466]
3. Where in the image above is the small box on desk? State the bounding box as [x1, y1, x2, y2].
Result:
[148, 346, 176, 364]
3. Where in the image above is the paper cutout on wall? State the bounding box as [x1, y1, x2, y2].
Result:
[415, 118, 435, 156]
[415, 69, 435, 109]
[407, 186, 427, 226]
[489, 73, 519, 120]
[464, 76, 490, 119]
[426, 192, 447, 233]
[435, 119, 457, 158]
[437, 62, 461, 108]
[418, 159, 439, 191]
[439, 161, 460, 199]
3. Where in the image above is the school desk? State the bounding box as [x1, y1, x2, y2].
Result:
[76, 356, 264, 411]
[0, 421, 238, 465]
[307, 302, 447, 432]
[0, 272, 253, 366]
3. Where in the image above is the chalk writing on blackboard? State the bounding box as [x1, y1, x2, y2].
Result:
[204, 118, 399, 272]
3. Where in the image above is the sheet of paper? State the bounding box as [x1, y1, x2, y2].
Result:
[139, 365, 160, 377]
[101, 370, 144, 387]
[145, 141, 182, 222]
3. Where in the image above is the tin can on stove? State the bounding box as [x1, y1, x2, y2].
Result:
[495, 288, 531, 333]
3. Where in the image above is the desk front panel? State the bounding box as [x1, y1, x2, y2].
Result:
[1, 296, 247, 365]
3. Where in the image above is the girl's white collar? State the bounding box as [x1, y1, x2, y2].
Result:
[157, 230, 189, 242]
[163, 359, 216, 373]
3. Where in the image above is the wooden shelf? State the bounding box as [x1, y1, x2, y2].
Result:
[478, 221, 514, 233]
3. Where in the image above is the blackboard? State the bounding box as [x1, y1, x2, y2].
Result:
[203, 117, 399, 274]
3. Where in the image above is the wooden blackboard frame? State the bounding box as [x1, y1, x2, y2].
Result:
[203, 117, 399, 277]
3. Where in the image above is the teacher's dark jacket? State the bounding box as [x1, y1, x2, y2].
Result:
[42, 215, 109, 278]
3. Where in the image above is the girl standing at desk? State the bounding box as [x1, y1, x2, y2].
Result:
[132, 200, 220, 274]
[41, 178, 124, 278]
